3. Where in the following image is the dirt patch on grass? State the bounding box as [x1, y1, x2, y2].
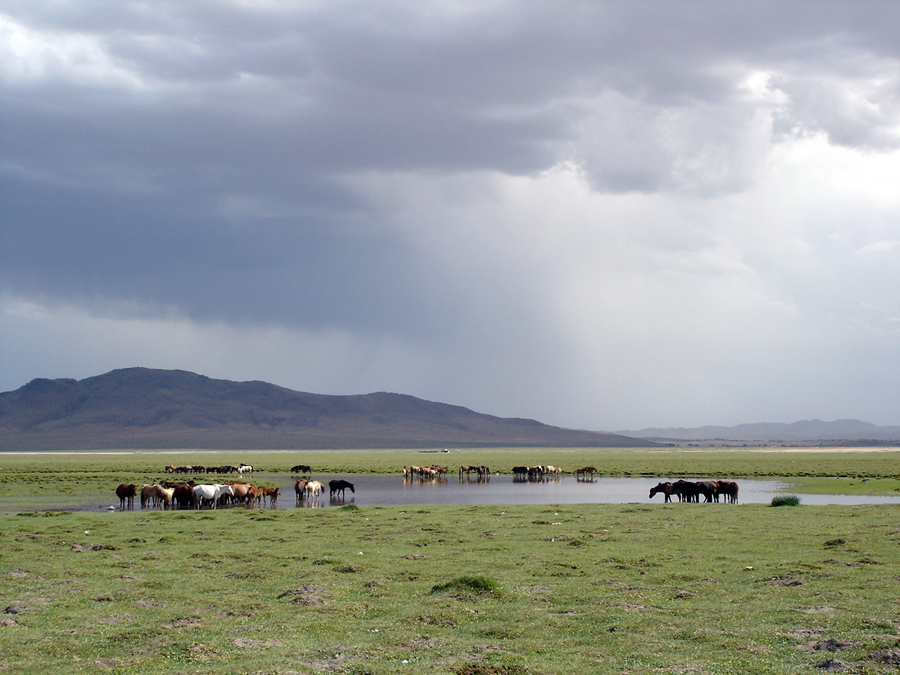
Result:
[296, 651, 357, 671]
[800, 606, 840, 614]
[799, 638, 857, 652]
[93, 658, 124, 669]
[278, 584, 326, 606]
[161, 616, 203, 629]
[233, 637, 283, 648]
[868, 648, 900, 666]
[406, 613, 460, 627]
[400, 635, 446, 649]
[453, 665, 529, 675]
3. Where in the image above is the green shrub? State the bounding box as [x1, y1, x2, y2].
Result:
[770, 494, 801, 507]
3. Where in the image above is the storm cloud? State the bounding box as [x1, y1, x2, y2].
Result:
[2, 1, 898, 429]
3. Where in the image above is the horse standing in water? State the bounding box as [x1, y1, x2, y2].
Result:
[294, 479, 308, 503]
[649, 481, 674, 503]
[329, 479, 355, 499]
[116, 483, 137, 509]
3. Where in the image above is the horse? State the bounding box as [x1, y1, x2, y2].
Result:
[329, 479, 355, 499]
[260, 486, 280, 505]
[237, 464, 253, 474]
[290, 464, 311, 474]
[140, 484, 160, 508]
[116, 483, 137, 509]
[649, 481, 674, 503]
[227, 482, 254, 504]
[192, 484, 234, 509]
[305, 480, 324, 499]
[171, 483, 195, 508]
[673, 480, 700, 503]
[575, 466, 596, 479]
[294, 479, 308, 502]
[715, 480, 739, 504]
[695, 481, 717, 503]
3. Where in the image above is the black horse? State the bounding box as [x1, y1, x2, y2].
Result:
[329, 479, 355, 499]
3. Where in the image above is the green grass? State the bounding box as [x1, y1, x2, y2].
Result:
[1, 498, 900, 674]
[771, 495, 802, 507]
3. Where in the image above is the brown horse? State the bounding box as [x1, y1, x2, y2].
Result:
[294, 479, 308, 503]
[116, 483, 137, 509]
[649, 481, 674, 503]
[715, 480, 739, 504]
[575, 466, 596, 479]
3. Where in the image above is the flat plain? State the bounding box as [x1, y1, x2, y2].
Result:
[1, 448, 899, 674]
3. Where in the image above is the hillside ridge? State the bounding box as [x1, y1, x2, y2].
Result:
[0, 367, 650, 450]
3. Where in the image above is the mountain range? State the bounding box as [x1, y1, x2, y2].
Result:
[0, 368, 652, 451]
[617, 420, 900, 443]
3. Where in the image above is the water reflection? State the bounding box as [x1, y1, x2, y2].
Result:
[32, 473, 900, 513]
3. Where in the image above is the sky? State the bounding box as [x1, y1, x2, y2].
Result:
[1, 1, 898, 431]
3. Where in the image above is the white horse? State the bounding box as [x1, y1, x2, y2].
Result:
[237, 464, 254, 474]
[305, 480, 324, 500]
[192, 484, 235, 509]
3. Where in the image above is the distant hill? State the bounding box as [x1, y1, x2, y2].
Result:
[0, 368, 653, 450]
[617, 419, 900, 443]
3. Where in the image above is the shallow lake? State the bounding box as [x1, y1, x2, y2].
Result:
[66, 474, 900, 512]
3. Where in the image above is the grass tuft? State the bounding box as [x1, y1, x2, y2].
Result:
[431, 575, 501, 595]
[770, 494, 801, 507]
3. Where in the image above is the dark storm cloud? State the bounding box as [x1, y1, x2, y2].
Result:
[1, 1, 898, 427]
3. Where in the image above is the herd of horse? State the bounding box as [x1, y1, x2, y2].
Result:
[114, 463, 741, 509]
[115, 465, 355, 510]
[163, 464, 254, 475]
[115, 480, 281, 510]
[649, 479, 740, 504]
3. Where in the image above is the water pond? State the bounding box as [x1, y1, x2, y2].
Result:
[37, 474, 900, 512]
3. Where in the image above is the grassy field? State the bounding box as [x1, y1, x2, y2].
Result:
[1, 448, 899, 673]
[2, 502, 899, 674]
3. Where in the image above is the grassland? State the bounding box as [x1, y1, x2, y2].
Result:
[2, 502, 899, 674]
[1, 448, 899, 674]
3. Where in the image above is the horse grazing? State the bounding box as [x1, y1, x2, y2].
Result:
[649, 481, 674, 503]
[575, 466, 596, 479]
[116, 483, 137, 509]
[237, 464, 253, 474]
[290, 464, 311, 474]
[329, 479, 355, 498]
[192, 484, 234, 509]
